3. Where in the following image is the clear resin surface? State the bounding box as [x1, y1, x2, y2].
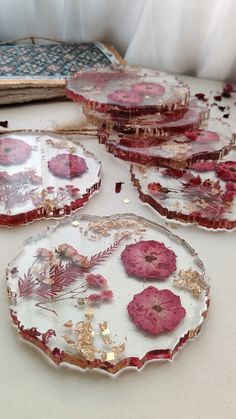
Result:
[0, 132, 101, 226]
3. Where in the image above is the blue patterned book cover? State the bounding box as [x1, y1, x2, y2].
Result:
[0, 42, 123, 81]
[0, 41, 123, 104]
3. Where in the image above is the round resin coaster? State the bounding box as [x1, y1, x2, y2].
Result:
[84, 99, 209, 139]
[103, 119, 235, 168]
[66, 64, 190, 115]
[7, 213, 209, 374]
[131, 162, 236, 230]
[0, 132, 101, 227]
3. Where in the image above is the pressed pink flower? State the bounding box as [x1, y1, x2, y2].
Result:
[48, 154, 88, 179]
[121, 240, 177, 280]
[185, 130, 219, 143]
[87, 293, 102, 303]
[163, 168, 186, 179]
[215, 161, 236, 182]
[190, 161, 216, 172]
[131, 82, 165, 96]
[101, 289, 113, 300]
[107, 89, 144, 105]
[190, 203, 226, 219]
[222, 83, 234, 97]
[0, 137, 32, 165]
[148, 182, 166, 194]
[127, 286, 186, 335]
[36, 248, 54, 260]
[226, 182, 236, 192]
[86, 273, 107, 288]
[57, 243, 77, 258]
[72, 254, 90, 268]
[71, 187, 80, 196]
[30, 174, 42, 185]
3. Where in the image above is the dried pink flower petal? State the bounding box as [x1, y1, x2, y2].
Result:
[101, 289, 113, 300]
[190, 161, 216, 172]
[48, 154, 88, 179]
[87, 293, 102, 303]
[0, 137, 32, 165]
[215, 161, 236, 182]
[107, 89, 144, 105]
[121, 240, 176, 280]
[185, 130, 219, 143]
[57, 243, 77, 258]
[36, 248, 54, 260]
[86, 273, 107, 288]
[127, 286, 186, 335]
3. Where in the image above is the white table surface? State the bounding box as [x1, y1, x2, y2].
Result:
[0, 75, 236, 419]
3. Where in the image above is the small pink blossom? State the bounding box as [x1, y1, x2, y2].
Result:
[226, 182, 236, 192]
[215, 161, 236, 182]
[190, 161, 216, 172]
[185, 130, 219, 143]
[101, 289, 113, 300]
[57, 243, 78, 258]
[127, 286, 186, 335]
[121, 240, 177, 280]
[107, 89, 144, 105]
[87, 293, 102, 303]
[30, 174, 42, 185]
[86, 273, 107, 288]
[131, 82, 165, 96]
[36, 248, 54, 260]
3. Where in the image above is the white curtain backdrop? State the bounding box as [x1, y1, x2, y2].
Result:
[0, 0, 236, 82]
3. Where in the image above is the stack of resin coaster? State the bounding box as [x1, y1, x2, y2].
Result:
[66, 64, 235, 169]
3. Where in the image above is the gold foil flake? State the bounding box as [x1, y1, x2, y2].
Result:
[123, 198, 130, 204]
[112, 344, 126, 358]
[42, 198, 57, 214]
[99, 321, 108, 332]
[106, 352, 115, 361]
[173, 268, 205, 298]
[72, 220, 80, 227]
[62, 315, 125, 363]
[63, 335, 75, 345]
[64, 320, 73, 328]
[75, 320, 96, 361]
[161, 142, 192, 156]
[102, 328, 110, 336]
[99, 321, 112, 344]
[87, 218, 146, 238]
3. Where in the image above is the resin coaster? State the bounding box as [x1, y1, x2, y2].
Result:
[7, 213, 209, 374]
[0, 132, 101, 227]
[84, 99, 209, 139]
[131, 162, 236, 230]
[66, 64, 190, 116]
[103, 119, 235, 168]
